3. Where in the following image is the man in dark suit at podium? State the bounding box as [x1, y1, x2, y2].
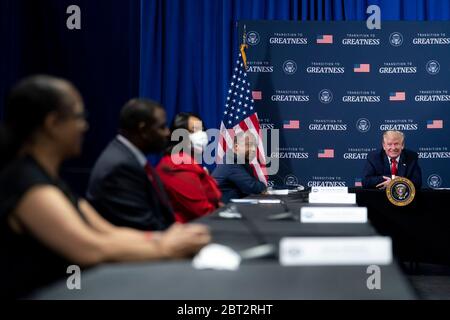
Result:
[87, 99, 175, 231]
[362, 130, 422, 189]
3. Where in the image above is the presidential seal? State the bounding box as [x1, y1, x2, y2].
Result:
[247, 31, 260, 46]
[386, 177, 416, 207]
[389, 32, 403, 47]
[319, 89, 333, 104]
[283, 60, 297, 75]
[284, 174, 299, 187]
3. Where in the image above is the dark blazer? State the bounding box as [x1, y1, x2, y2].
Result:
[87, 138, 174, 231]
[212, 163, 266, 203]
[362, 149, 422, 189]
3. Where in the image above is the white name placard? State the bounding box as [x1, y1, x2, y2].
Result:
[308, 192, 356, 204]
[267, 189, 289, 195]
[280, 237, 392, 266]
[230, 199, 282, 204]
[301, 207, 367, 223]
[311, 187, 348, 193]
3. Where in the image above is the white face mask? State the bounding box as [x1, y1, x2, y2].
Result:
[189, 131, 208, 153]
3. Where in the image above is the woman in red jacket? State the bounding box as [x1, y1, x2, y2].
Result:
[156, 113, 222, 223]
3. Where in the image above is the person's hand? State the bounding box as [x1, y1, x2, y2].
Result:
[158, 223, 211, 259]
[376, 176, 392, 189]
[218, 202, 225, 208]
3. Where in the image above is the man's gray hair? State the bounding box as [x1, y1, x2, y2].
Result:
[234, 130, 256, 145]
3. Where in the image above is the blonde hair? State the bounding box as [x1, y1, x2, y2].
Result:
[382, 130, 405, 145]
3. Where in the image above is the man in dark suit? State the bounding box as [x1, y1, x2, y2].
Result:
[87, 99, 174, 231]
[212, 132, 267, 203]
[362, 130, 422, 189]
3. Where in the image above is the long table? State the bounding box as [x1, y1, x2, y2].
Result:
[31, 192, 416, 300]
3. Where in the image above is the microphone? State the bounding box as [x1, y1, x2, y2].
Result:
[266, 200, 297, 221]
[238, 209, 277, 259]
[216, 203, 277, 259]
[215, 204, 268, 245]
[240, 207, 269, 246]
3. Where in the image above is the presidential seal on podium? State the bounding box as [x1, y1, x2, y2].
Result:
[386, 177, 416, 207]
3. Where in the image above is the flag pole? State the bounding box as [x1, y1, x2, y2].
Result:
[240, 24, 248, 69]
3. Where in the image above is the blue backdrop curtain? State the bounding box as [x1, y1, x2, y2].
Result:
[139, 0, 450, 131]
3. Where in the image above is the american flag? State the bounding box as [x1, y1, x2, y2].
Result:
[427, 120, 443, 129]
[283, 120, 300, 129]
[317, 35, 333, 44]
[318, 149, 335, 158]
[355, 178, 363, 187]
[217, 48, 268, 185]
[354, 64, 370, 73]
[252, 91, 262, 100]
[389, 92, 406, 101]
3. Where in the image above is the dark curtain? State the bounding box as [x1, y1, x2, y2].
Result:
[139, 0, 450, 130]
[0, 0, 141, 193]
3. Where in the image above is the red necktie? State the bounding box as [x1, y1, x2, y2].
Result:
[391, 158, 398, 176]
[144, 162, 170, 208]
